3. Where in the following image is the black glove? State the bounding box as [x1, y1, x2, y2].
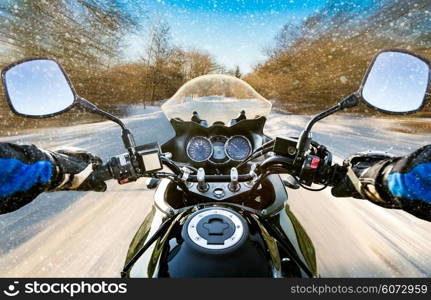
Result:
[331, 151, 399, 207]
[49, 147, 107, 192]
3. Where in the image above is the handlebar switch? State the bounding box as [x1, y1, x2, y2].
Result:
[197, 168, 209, 192]
[229, 167, 240, 192]
[299, 155, 321, 186]
[109, 153, 138, 184]
[110, 142, 162, 184]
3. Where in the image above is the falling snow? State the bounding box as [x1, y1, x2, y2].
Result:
[0, 0, 430, 279]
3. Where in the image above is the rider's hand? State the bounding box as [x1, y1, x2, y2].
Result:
[49, 147, 107, 192]
[331, 169, 362, 199]
[331, 152, 399, 207]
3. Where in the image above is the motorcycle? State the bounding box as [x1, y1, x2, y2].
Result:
[1, 49, 430, 277]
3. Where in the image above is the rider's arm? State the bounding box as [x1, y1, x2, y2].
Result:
[333, 145, 431, 221]
[377, 144, 431, 221]
[0, 143, 107, 215]
[0, 143, 59, 214]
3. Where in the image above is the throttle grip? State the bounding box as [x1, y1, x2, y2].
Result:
[88, 163, 113, 183]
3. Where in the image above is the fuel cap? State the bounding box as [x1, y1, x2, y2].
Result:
[185, 208, 246, 250]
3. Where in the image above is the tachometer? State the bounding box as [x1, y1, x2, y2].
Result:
[225, 136, 252, 161]
[186, 136, 213, 162]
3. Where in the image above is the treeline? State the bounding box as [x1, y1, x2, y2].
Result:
[245, 0, 431, 113]
[2, 0, 430, 130]
[0, 0, 234, 130]
[0, 1, 244, 133]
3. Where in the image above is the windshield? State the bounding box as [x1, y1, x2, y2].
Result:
[161, 74, 272, 125]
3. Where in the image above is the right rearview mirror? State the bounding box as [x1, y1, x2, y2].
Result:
[360, 50, 430, 114]
[1, 58, 76, 118]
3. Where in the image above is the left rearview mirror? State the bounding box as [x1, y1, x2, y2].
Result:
[1, 58, 76, 118]
[360, 50, 430, 114]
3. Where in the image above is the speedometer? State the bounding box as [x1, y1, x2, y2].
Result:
[225, 136, 252, 161]
[186, 136, 213, 162]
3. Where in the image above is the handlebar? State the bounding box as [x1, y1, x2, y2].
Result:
[89, 159, 254, 184]
[187, 174, 253, 182]
[89, 138, 345, 190]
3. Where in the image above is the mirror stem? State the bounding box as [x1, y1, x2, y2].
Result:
[77, 97, 128, 131]
[338, 92, 359, 110]
[296, 93, 358, 158]
[77, 97, 137, 156]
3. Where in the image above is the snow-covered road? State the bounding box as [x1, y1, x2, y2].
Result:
[0, 109, 430, 277]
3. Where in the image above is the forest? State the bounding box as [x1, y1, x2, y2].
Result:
[0, 0, 430, 131]
[245, 0, 431, 113]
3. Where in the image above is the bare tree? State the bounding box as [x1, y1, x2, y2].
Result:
[141, 23, 222, 104]
[181, 48, 218, 80]
[0, 0, 137, 68]
[142, 21, 174, 105]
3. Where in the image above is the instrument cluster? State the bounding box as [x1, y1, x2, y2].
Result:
[186, 135, 252, 164]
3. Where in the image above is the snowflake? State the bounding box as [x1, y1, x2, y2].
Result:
[339, 76, 348, 84]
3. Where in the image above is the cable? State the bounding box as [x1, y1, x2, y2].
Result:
[295, 176, 328, 191]
[253, 139, 275, 153]
[237, 145, 274, 170]
[238, 140, 274, 166]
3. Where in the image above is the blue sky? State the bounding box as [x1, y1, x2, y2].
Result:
[123, 0, 328, 73]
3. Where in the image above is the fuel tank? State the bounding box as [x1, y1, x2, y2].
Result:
[123, 176, 317, 277]
[161, 207, 272, 277]
[124, 206, 276, 277]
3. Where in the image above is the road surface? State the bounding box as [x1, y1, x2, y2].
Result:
[0, 109, 430, 277]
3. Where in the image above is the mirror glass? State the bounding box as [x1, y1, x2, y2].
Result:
[3, 59, 75, 117]
[361, 51, 429, 113]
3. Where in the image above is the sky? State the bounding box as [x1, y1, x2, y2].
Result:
[123, 0, 328, 74]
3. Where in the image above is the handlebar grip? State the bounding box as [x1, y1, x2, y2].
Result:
[325, 163, 347, 187]
[90, 163, 113, 182]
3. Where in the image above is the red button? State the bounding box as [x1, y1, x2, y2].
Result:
[310, 157, 320, 169]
